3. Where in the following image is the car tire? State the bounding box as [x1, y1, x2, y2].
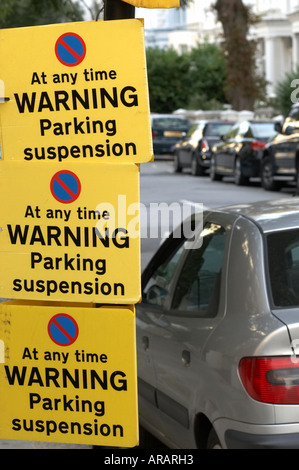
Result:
[207, 428, 222, 449]
[261, 156, 281, 191]
[295, 159, 299, 196]
[234, 156, 249, 186]
[210, 156, 222, 181]
[191, 154, 204, 176]
[173, 152, 182, 173]
[139, 426, 164, 449]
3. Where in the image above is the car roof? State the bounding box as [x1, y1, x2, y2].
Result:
[150, 114, 190, 120]
[213, 198, 299, 233]
[194, 120, 235, 125]
[230, 119, 274, 125]
[248, 120, 275, 124]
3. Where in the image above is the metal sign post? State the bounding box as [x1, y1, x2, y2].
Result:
[104, 0, 135, 20]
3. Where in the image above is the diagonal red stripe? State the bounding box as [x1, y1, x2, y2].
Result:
[52, 318, 74, 342]
[54, 175, 77, 198]
[59, 38, 82, 61]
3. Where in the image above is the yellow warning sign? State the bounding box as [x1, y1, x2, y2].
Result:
[0, 161, 141, 303]
[0, 20, 153, 163]
[0, 301, 138, 447]
[124, 0, 179, 7]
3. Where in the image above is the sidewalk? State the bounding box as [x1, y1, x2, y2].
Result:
[0, 439, 92, 449]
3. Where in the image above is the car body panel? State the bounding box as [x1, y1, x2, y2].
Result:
[212, 120, 277, 182]
[262, 105, 299, 189]
[151, 114, 191, 155]
[137, 199, 299, 449]
[174, 120, 235, 173]
[267, 134, 298, 176]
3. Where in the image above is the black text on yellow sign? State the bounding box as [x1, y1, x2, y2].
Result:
[0, 301, 138, 446]
[0, 161, 141, 303]
[0, 20, 153, 163]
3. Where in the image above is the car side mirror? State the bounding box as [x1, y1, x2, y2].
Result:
[285, 125, 295, 135]
[144, 284, 167, 306]
[220, 135, 226, 141]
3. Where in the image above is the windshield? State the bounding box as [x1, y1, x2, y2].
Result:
[267, 229, 299, 307]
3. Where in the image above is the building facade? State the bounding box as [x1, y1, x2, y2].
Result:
[137, 0, 299, 98]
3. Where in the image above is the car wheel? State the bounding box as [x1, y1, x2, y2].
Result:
[191, 154, 204, 176]
[261, 157, 281, 191]
[173, 152, 182, 173]
[207, 428, 222, 449]
[234, 156, 249, 186]
[210, 156, 222, 181]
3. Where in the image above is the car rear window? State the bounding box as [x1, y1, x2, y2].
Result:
[204, 122, 234, 137]
[251, 122, 277, 139]
[152, 117, 190, 130]
[267, 229, 299, 307]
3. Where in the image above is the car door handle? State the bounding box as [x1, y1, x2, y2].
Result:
[142, 336, 149, 351]
[181, 350, 191, 366]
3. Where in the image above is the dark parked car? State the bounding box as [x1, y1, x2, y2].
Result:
[137, 198, 299, 449]
[151, 114, 191, 155]
[261, 104, 299, 191]
[210, 120, 277, 185]
[173, 120, 235, 175]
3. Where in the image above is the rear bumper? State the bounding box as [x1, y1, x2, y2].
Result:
[215, 419, 299, 449]
[225, 429, 299, 449]
[198, 152, 212, 167]
[153, 140, 180, 154]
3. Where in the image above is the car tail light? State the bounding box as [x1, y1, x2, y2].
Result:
[152, 131, 157, 137]
[239, 357, 299, 404]
[201, 139, 209, 152]
[250, 141, 266, 150]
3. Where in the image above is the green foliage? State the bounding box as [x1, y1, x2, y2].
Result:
[0, 0, 84, 29]
[146, 42, 226, 113]
[146, 47, 191, 113]
[188, 42, 226, 109]
[274, 66, 299, 116]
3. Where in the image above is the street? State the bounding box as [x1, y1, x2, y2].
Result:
[0, 158, 294, 449]
[140, 159, 293, 269]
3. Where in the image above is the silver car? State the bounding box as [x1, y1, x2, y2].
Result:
[136, 198, 299, 449]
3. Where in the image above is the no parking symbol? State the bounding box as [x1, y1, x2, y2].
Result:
[55, 32, 86, 66]
[48, 313, 79, 346]
[50, 170, 81, 203]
